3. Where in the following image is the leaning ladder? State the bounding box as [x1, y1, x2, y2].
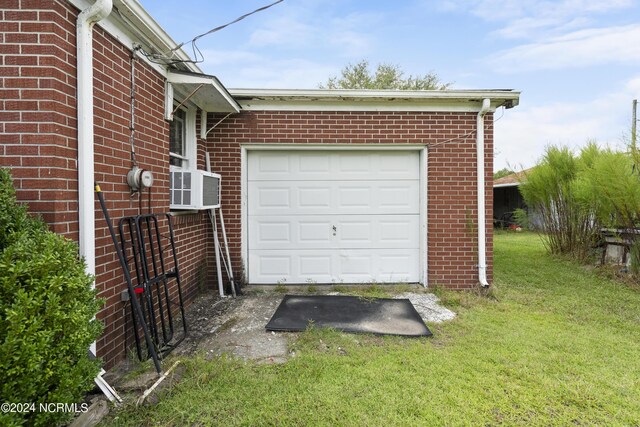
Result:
[206, 152, 239, 298]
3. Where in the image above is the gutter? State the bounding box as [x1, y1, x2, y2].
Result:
[477, 98, 491, 287]
[77, 0, 122, 404]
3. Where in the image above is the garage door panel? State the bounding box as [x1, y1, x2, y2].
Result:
[256, 256, 291, 277]
[247, 150, 422, 284]
[248, 249, 419, 284]
[257, 222, 291, 243]
[338, 220, 371, 243]
[337, 153, 371, 175]
[256, 187, 291, 209]
[299, 153, 331, 173]
[298, 220, 332, 245]
[379, 218, 416, 244]
[248, 151, 419, 181]
[379, 254, 414, 276]
[249, 181, 419, 215]
[338, 187, 371, 208]
[250, 215, 419, 249]
[298, 187, 331, 208]
[299, 255, 332, 276]
[376, 152, 420, 175]
[255, 152, 292, 174]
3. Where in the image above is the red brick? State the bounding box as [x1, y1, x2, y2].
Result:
[2, 3, 495, 368]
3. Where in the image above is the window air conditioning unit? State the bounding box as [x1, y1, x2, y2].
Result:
[170, 169, 221, 210]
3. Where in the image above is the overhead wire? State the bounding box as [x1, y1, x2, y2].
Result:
[428, 104, 508, 149]
[140, 0, 285, 66]
[427, 130, 476, 149]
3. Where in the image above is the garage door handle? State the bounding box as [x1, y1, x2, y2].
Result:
[332, 225, 337, 236]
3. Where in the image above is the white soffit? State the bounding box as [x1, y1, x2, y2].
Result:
[494, 183, 522, 188]
[168, 70, 240, 113]
[230, 88, 521, 112]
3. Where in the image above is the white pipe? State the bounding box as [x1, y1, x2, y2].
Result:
[77, 0, 113, 354]
[477, 98, 491, 287]
[136, 360, 181, 406]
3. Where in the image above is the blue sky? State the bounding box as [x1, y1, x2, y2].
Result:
[140, 0, 640, 171]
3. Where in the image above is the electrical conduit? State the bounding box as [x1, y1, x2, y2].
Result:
[77, 0, 113, 354]
[477, 98, 491, 287]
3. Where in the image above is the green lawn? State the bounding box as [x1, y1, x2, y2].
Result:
[106, 232, 640, 426]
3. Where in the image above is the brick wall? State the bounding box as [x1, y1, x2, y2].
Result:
[1, 1, 80, 237]
[206, 111, 493, 289]
[2, 1, 494, 368]
[1, 1, 216, 368]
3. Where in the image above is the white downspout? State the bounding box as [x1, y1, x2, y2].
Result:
[477, 98, 491, 287]
[77, 0, 121, 405]
[77, 0, 112, 353]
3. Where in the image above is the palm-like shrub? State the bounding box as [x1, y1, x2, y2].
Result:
[520, 146, 599, 260]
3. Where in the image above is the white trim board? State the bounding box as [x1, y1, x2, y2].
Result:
[230, 88, 520, 112]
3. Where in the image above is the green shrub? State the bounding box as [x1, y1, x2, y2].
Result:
[0, 169, 103, 426]
[519, 145, 599, 260]
[512, 208, 530, 230]
[576, 147, 640, 229]
[630, 239, 640, 276]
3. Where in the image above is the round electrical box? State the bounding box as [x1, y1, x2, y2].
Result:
[127, 166, 154, 192]
[140, 170, 154, 188]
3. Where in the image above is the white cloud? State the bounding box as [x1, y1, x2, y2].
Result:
[440, 0, 632, 22]
[198, 49, 263, 67]
[494, 75, 640, 170]
[436, 0, 634, 40]
[488, 24, 640, 72]
[245, 8, 379, 57]
[626, 75, 640, 94]
[328, 30, 372, 57]
[248, 17, 315, 48]
[202, 56, 338, 89]
[493, 16, 590, 39]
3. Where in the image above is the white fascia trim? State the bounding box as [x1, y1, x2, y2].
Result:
[230, 88, 520, 112]
[240, 146, 248, 283]
[493, 183, 522, 188]
[240, 143, 427, 151]
[167, 71, 241, 113]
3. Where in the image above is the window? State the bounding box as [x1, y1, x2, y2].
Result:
[169, 108, 187, 168]
[169, 106, 197, 210]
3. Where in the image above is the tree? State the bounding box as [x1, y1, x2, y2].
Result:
[320, 59, 450, 90]
[494, 168, 515, 180]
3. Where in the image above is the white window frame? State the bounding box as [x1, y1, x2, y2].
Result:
[169, 106, 197, 172]
[169, 106, 197, 211]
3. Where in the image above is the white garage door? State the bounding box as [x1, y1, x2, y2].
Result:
[247, 150, 421, 284]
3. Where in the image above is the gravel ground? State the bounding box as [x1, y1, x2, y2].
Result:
[107, 288, 457, 392]
[394, 292, 457, 323]
[172, 289, 456, 363]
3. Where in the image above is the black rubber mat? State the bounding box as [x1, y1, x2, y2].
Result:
[266, 294, 432, 337]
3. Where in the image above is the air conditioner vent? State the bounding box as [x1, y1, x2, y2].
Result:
[170, 169, 220, 210]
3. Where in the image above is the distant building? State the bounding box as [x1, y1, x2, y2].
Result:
[493, 169, 534, 228]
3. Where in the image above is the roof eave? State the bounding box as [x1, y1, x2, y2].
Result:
[493, 183, 522, 188]
[112, 0, 202, 74]
[229, 89, 520, 112]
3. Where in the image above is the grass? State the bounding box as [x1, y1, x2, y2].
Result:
[105, 232, 640, 426]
